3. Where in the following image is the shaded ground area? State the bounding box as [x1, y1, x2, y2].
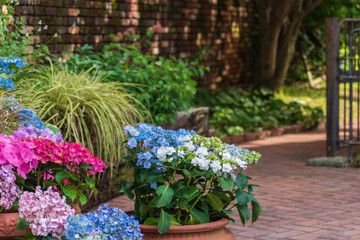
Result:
[107, 131, 360, 239]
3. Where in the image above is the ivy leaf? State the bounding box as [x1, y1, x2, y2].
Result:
[155, 185, 174, 207]
[16, 217, 29, 231]
[158, 209, 170, 234]
[206, 193, 224, 212]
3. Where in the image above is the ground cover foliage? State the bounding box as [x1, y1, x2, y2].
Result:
[196, 88, 324, 138]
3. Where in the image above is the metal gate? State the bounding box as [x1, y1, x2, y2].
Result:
[326, 18, 360, 159]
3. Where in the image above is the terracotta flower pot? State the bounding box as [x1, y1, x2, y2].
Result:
[71, 203, 81, 214]
[140, 218, 235, 240]
[0, 212, 30, 240]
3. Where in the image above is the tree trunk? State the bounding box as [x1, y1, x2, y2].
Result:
[254, 0, 323, 91]
[254, 0, 295, 90]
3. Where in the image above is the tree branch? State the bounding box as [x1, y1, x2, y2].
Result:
[302, 0, 323, 18]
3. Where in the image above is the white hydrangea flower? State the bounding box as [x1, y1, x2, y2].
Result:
[191, 157, 201, 167]
[235, 158, 248, 169]
[128, 128, 139, 137]
[210, 161, 221, 173]
[179, 135, 191, 142]
[222, 151, 231, 160]
[180, 136, 195, 152]
[222, 163, 233, 173]
[198, 158, 211, 171]
[177, 150, 185, 158]
[157, 147, 175, 162]
[196, 147, 209, 157]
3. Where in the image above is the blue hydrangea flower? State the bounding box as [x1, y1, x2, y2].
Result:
[127, 137, 137, 149]
[17, 107, 45, 129]
[0, 57, 26, 91]
[150, 182, 157, 189]
[65, 204, 143, 240]
[2, 96, 45, 129]
[123, 123, 195, 170]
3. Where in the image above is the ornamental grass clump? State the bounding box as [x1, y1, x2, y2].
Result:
[18, 65, 147, 174]
[121, 123, 262, 234]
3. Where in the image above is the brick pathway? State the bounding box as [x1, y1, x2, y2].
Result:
[107, 130, 360, 239]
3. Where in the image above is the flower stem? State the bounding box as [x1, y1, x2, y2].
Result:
[170, 159, 181, 184]
[184, 173, 215, 223]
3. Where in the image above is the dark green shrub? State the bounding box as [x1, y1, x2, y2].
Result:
[64, 38, 207, 124]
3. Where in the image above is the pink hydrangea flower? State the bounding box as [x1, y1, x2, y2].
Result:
[23, 138, 106, 175]
[0, 134, 37, 178]
[19, 186, 75, 239]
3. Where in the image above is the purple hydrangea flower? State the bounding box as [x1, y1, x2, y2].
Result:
[0, 164, 21, 209]
[12, 125, 63, 143]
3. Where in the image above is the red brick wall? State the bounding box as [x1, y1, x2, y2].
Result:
[16, 0, 255, 89]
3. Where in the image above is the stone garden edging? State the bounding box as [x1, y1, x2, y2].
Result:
[220, 124, 307, 144]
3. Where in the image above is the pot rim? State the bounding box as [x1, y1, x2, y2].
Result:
[140, 218, 230, 234]
[0, 212, 19, 215]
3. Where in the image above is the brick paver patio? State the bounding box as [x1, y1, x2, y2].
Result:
[107, 130, 360, 239]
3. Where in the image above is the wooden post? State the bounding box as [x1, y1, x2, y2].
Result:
[326, 18, 339, 156]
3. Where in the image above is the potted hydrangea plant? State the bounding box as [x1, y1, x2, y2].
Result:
[0, 125, 106, 239]
[120, 123, 262, 239]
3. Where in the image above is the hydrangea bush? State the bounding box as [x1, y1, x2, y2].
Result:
[18, 186, 76, 239]
[121, 123, 262, 234]
[65, 204, 143, 240]
[17, 137, 106, 206]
